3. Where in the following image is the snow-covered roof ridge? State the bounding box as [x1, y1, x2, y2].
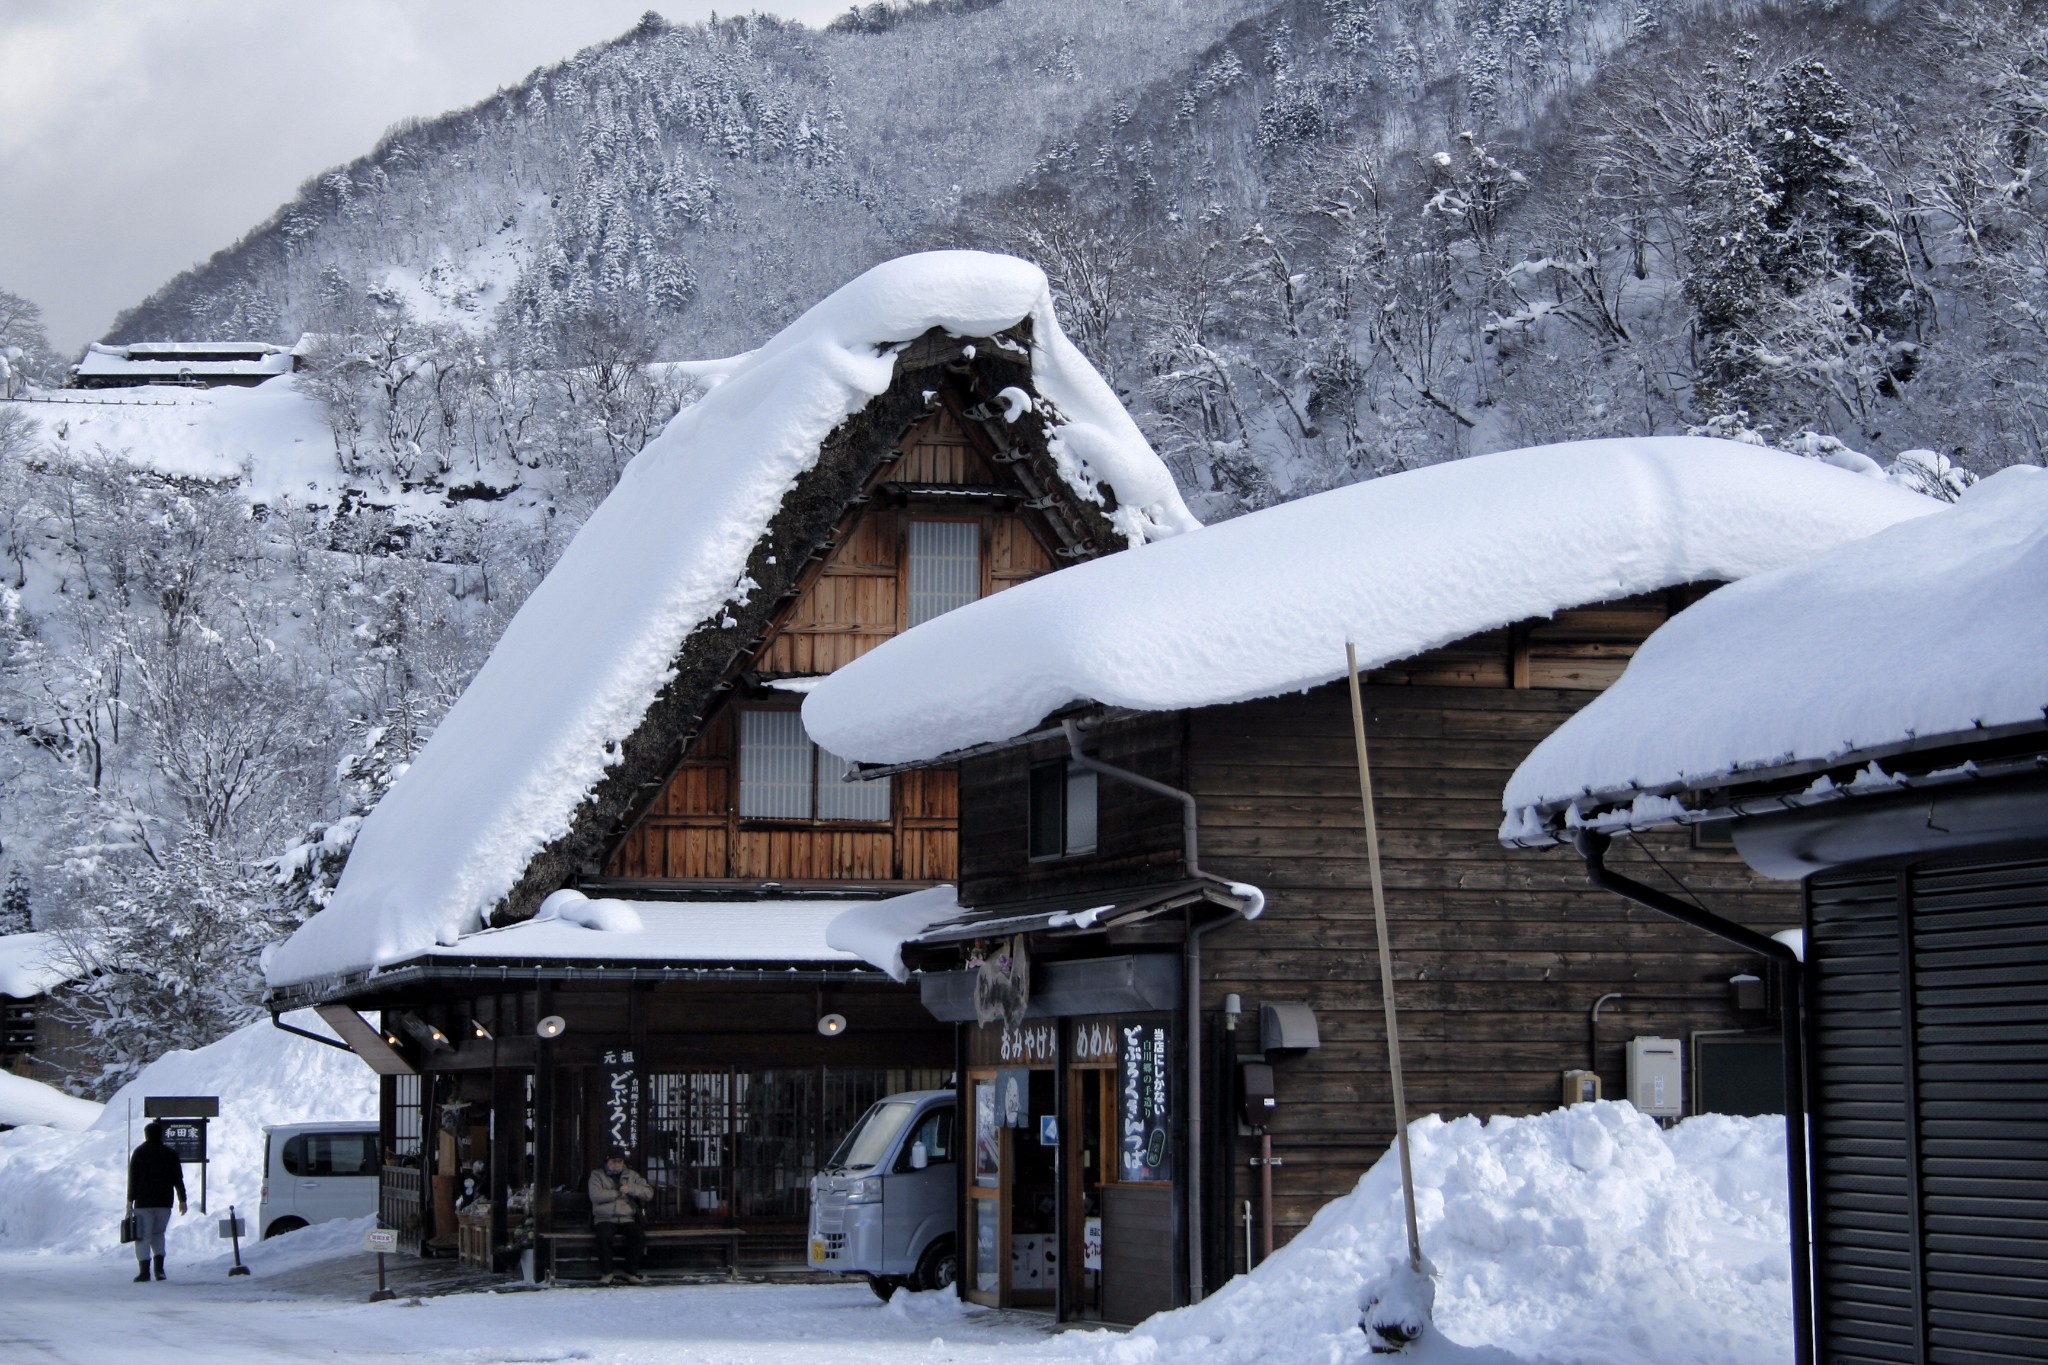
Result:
[1501, 465, 2048, 843]
[803, 438, 1941, 766]
[0, 932, 83, 1000]
[267, 251, 1190, 988]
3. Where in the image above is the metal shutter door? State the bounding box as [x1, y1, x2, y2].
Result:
[1910, 856, 2048, 1364]
[1811, 868, 1919, 1364]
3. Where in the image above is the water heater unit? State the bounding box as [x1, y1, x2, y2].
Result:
[1627, 1036, 1683, 1118]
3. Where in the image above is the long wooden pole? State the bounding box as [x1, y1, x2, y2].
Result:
[1346, 641, 1424, 1275]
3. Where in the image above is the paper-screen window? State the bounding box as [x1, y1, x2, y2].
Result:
[907, 520, 980, 627]
[738, 709, 892, 822]
[817, 744, 891, 821]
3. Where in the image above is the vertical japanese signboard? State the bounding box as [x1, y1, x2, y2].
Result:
[602, 1048, 639, 1160]
[1118, 1019, 1172, 1183]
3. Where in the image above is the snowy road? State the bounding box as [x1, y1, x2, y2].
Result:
[0, 1254, 1101, 1365]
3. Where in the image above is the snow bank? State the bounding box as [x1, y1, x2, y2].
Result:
[804, 438, 1938, 766]
[0, 930, 79, 999]
[0, 1070, 103, 1132]
[0, 1011, 375, 1255]
[268, 250, 1193, 988]
[1067, 1104, 1791, 1365]
[1504, 465, 2048, 838]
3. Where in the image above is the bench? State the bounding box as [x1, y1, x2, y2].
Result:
[543, 1225, 746, 1282]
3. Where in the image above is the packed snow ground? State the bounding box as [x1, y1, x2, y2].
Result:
[2, 1098, 1792, 1364]
[803, 438, 1936, 766]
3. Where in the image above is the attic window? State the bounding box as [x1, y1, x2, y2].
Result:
[738, 708, 890, 822]
[907, 520, 980, 627]
[1028, 760, 1098, 860]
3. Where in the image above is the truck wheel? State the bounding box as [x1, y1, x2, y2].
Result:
[865, 1274, 901, 1301]
[915, 1238, 958, 1293]
[264, 1216, 308, 1240]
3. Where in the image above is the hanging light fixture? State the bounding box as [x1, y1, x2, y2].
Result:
[817, 1013, 848, 1037]
[535, 1015, 567, 1039]
[470, 1019, 492, 1040]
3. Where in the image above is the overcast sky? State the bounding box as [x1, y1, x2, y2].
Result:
[0, 0, 852, 351]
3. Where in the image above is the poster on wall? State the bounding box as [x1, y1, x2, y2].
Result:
[1118, 1019, 1172, 1183]
[974, 1078, 999, 1187]
[996, 1068, 1031, 1129]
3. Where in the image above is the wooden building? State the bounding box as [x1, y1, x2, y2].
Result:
[70, 341, 292, 389]
[803, 440, 1938, 1322]
[1502, 471, 2047, 1365]
[262, 254, 1198, 1275]
[0, 931, 91, 1093]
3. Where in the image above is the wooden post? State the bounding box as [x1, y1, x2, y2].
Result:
[1345, 641, 1424, 1277]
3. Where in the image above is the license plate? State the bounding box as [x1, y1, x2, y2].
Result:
[809, 1237, 827, 1263]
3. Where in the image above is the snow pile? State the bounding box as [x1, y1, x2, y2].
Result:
[804, 438, 1937, 766]
[1504, 465, 2048, 838]
[268, 250, 1194, 988]
[533, 887, 645, 933]
[825, 885, 964, 980]
[196, 1212, 377, 1277]
[1071, 1104, 1791, 1365]
[0, 930, 79, 999]
[0, 1070, 103, 1132]
[0, 1010, 375, 1255]
[430, 897, 866, 965]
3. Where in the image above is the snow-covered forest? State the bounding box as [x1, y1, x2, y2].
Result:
[1, 0, 2042, 1092]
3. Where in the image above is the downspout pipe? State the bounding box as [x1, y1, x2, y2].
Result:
[1575, 830, 1813, 1365]
[1064, 719, 1217, 1305]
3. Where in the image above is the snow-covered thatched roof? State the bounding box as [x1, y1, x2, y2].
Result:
[803, 438, 1940, 767]
[74, 341, 292, 382]
[266, 251, 1193, 989]
[1501, 465, 2048, 844]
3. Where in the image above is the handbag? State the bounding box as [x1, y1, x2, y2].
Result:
[120, 1210, 137, 1244]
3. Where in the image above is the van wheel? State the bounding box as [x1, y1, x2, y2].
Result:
[263, 1217, 308, 1240]
[865, 1274, 901, 1301]
[915, 1238, 957, 1293]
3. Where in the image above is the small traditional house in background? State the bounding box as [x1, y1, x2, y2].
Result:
[69, 341, 294, 389]
[804, 439, 1937, 1324]
[262, 252, 1197, 1276]
[0, 931, 91, 1090]
[1503, 466, 2047, 1365]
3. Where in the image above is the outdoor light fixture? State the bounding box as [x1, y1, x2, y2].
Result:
[396, 1012, 453, 1052]
[536, 1015, 567, 1039]
[817, 1013, 848, 1037]
[470, 1019, 491, 1040]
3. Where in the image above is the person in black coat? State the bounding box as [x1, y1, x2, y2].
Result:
[127, 1120, 187, 1282]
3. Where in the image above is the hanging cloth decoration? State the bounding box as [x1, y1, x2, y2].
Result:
[973, 934, 1031, 1028]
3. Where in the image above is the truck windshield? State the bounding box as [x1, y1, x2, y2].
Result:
[827, 1100, 917, 1172]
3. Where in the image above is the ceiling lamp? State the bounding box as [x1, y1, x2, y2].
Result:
[536, 1015, 567, 1039]
[817, 1013, 848, 1037]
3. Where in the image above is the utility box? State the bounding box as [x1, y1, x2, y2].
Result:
[1240, 1062, 1276, 1128]
[1627, 1036, 1684, 1118]
[1260, 1002, 1320, 1053]
[1561, 1069, 1602, 1105]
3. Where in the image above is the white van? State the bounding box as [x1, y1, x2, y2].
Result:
[259, 1121, 379, 1238]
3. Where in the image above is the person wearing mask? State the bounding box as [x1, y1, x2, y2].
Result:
[126, 1119, 187, 1283]
[587, 1148, 652, 1285]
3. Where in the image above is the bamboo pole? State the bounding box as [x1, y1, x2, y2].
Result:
[1346, 641, 1424, 1276]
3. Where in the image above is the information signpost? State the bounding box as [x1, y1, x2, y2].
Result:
[144, 1096, 219, 1213]
[364, 1225, 398, 1302]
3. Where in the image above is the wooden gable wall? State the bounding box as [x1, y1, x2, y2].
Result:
[604, 405, 1055, 887]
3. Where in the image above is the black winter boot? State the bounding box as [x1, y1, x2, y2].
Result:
[133, 1263, 150, 1283]
[152, 1255, 166, 1281]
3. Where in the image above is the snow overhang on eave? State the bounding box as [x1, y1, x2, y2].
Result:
[845, 703, 1144, 780]
[1504, 717, 2048, 849]
[266, 955, 887, 1010]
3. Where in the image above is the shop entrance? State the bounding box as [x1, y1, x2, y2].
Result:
[963, 1020, 1057, 1307]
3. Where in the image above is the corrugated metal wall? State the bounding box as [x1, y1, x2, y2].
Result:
[1809, 852, 2048, 1364]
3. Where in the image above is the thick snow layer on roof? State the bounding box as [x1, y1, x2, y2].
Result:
[824, 886, 963, 981]
[74, 353, 292, 378]
[425, 893, 864, 965]
[267, 252, 1187, 987]
[0, 1070, 102, 1132]
[805, 438, 1939, 766]
[0, 933, 80, 999]
[1503, 466, 2048, 839]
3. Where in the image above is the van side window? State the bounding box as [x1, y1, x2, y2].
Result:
[897, 1107, 955, 1170]
[285, 1132, 377, 1176]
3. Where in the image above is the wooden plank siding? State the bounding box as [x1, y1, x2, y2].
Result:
[605, 405, 1050, 887]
